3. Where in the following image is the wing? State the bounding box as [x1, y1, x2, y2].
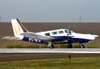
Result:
[20, 32, 54, 41]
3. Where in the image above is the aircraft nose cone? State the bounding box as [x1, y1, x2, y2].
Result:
[93, 35, 99, 38]
[89, 34, 98, 40]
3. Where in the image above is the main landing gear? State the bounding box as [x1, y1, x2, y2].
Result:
[80, 44, 85, 48]
[48, 42, 54, 48]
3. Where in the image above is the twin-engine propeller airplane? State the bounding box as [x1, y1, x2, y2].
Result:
[2, 19, 98, 48]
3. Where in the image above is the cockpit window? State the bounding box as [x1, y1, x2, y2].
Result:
[59, 31, 64, 34]
[65, 30, 68, 33]
[65, 29, 74, 33]
[52, 31, 57, 35]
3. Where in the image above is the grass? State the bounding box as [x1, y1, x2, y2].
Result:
[6, 44, 79, 48]
[6, 42, 100, 48]
[1, 39, 100, 48]
[85, 42, 100, 48]
[0, 57, 100, 69]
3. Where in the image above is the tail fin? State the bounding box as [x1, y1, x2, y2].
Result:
[11, 18, 28, 37]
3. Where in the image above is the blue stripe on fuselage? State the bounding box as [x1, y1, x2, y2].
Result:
[72, 38, 90, 43]
[22, 36, 91, 44]
[22, 37, 48, 44]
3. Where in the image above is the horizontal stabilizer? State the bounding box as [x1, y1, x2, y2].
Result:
[2, 36, 21, 40]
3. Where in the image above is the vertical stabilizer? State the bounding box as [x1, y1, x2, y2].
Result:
[11, 18, 28, 37]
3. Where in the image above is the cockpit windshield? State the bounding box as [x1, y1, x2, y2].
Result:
[65, 29, 74, 33]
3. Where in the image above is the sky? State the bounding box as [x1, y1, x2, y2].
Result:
[0, 0, 100, 22]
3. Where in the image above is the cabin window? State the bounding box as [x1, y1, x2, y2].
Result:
[59, 30, 64, 34]
[45, 33, 50, 36]
[52, 31, 57, 35]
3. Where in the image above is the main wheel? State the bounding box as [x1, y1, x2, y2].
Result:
[48, 42, 54, 48]
[80, 44, 85, 48]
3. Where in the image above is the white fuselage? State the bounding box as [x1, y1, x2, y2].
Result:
[35, 29, 98, 42]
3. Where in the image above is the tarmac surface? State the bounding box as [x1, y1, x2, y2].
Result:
[0, 48, 100, 62]
[0, 48, 100, 53]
